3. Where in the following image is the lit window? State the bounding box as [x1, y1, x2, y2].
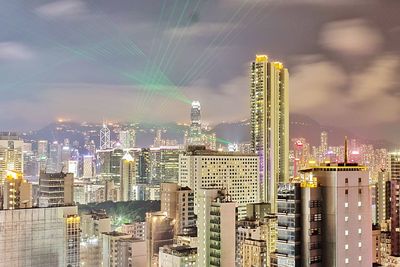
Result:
[345, 216, 349, 222]
[345, 258, 349, 264]
[358, 256, 362, 261]
[358, 215, 362, 221]
[358, 229, 362, 234]
[345, 202, 349, 208]
[345, 230, 349, 236]
[358, 242, 362, 248]
[358, 201, 362, 207]
[345, 244, 349, 250]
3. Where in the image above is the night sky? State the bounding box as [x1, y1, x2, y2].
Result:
[0, 0, 399, 143]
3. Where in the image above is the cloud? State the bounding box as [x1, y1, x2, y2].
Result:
[291, 55, 400, 126]
[35, 0, 86, 19]
[0, 42, 34, 61]
[319, 19, 383, 57]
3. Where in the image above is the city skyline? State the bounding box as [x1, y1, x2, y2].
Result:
[0, 0, 400, 144]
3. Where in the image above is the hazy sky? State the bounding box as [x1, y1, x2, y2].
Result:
[0, 0, 399, 143]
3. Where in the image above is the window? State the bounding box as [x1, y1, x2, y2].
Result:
[345, 178, 348, 183]
[345, 230, 349, 236]
[358, 178, 362, 183]
[345, 189, 348, 195]
[358, 215, 362, 221]
[358, 256, 362, 261]
[345, 244, 349, 250]
[345, 258, 349, 264]
[358, 229, 362, 234]
[345, 202, 349, 208]
[359, 189, 362, 194]
[358, 201, 362, 207]
[358, 242, 362, 248]
[345, 216, 349, 222]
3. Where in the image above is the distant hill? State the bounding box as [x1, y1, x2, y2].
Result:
[22, 113, 397, 150]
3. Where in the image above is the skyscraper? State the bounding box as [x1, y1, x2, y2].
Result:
[187, 101, 202, 145]
[390, 152, 400, 256]
[250, 55, 289, 208]
[100, 123, 111, 150]
[120, 152, 135, 201]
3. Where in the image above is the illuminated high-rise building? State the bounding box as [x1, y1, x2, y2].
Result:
[390, 152, 400, 257]
[120, 152, 135, 201]
[2, 170, 32, 210]
[186, 101, 202, 145]
[100, 123, 111, 150]
[250, 55, 289, 208]
[82, 155, 95, 179]
[0, 132, 23, 184]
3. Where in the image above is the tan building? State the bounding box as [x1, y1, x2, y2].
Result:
[2, 170, 32, 209]
[372, 227, 381, 265]
[0, 132, 23, 184]
[242, 239, 267, 267]
[38, 172, 73, 207]
[145, 211, 175, 267]
[121, 221, 146, 240]
[160, 183, 195, 234]
[102, 231, 131, 267]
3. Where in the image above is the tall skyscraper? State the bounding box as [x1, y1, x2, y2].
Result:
[250, 55, 289, 208]
[100, 123, 111, 150]
[120, 152, 135, 201]
[48, 141, 62, 173]
[186, 100, 203, 146]
[390, 152, 400, 257]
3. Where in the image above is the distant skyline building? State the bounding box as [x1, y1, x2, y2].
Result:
[38, 172, 74, 207]
[100, 123, 111, 150]
[189, 101, 202, 145]
[250, 55, 289, 209]
[120, 152, 136, 201]
[390, 152, 400, 257]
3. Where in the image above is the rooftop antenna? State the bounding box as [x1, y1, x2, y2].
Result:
[344, 136, 348, 165]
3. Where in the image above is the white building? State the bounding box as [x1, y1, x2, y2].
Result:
[121, 222, 146, 240]
[82, 155, 95, 179]
[158, 245, 197, 267]
[179, 147, 259, 218]
[197, 188, 236, 267]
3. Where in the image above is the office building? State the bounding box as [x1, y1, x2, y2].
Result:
[82, 155, 95, 179]
[102, 231, 131, 267]
[38, 172, 74, 207]
[296, 162, 372, 266]
[250, 55, 289, 208]
[2, 170, 32, 209]
[150, 147, 182, 184]
[376, 170, 391, 229]
[390, 152, 400, 257]
[0, 132, 23, 184]
[146, 211, 175, 267]
[160, 183, 195, 235]
[197, 188, 236, 267]
[120, 152, 136, 201]
[0, 206, 80, 266]
[117, 237, 146, 267]
[81, 210, 111, 238]
[48, 141, 62, 173]
[179, 146, 259, 218]
[100, 123, 111, 150]
[121, 221, 146, 240]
